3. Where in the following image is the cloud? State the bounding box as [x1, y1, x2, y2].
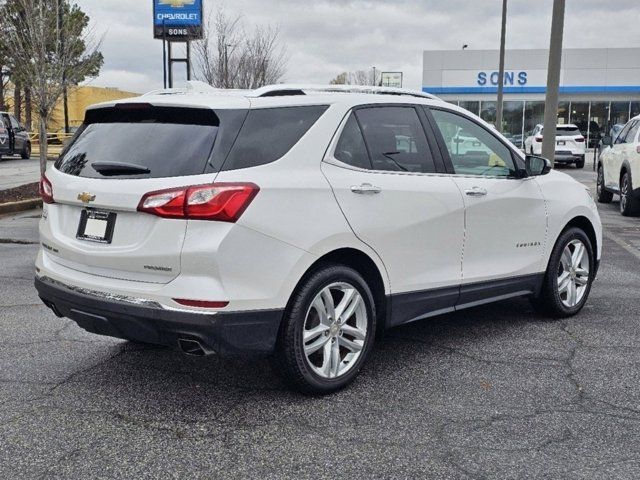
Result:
[79, 0, 640, 93]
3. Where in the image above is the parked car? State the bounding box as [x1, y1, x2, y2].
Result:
[524, 124, 586, 168]
[35, 84, 602, 393]
[597, 115, 640, 216]
[0, 112, 31, 160]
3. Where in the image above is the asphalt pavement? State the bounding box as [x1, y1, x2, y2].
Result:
[0, 157, 40, 190]
[1, 166, 639, 479]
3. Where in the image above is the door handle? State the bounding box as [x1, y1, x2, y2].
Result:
[351, 183, 382, 195]
[464, 186, 487, 197]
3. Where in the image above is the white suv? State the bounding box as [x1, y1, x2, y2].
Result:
[597, 115, 640, 216]
[524, 124, 587, 168]
[35, 84, 602, 393]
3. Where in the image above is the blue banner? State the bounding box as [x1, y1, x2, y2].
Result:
[154, 0, 202, 26]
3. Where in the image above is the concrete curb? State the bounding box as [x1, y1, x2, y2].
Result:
[0, 198, 42, 215]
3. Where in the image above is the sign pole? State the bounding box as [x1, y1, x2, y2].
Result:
[541, 0, 566, 166]
[162, 20, 167, 89]
[495, 0, 508, 133]
[168, 41, 173, 88]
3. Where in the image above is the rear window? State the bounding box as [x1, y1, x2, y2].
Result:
[220, 105, 328, 171]
[56, 106, 226, 179]
[555, 126, 581, 136]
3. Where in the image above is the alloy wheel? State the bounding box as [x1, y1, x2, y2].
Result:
[557, 239, 590, 308]
[302, 282, 367, 379]
[621, 175, 629, 213]
[597, 167, 603, 196]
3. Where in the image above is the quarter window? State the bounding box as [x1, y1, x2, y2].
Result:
[355, 107, 436, 173]
[334, 114, 371, 169]
[430, 109, 516, 177]
[222, 105, 328, 171]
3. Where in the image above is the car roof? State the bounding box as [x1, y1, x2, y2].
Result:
[87, 82, 446, 112]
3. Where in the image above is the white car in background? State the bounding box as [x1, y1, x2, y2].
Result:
[597, 115, 640, 216]
[35, 83, 602, 393]
[524, 124, 586, 168]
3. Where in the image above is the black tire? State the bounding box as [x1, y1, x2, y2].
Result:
[620, 171, 640, 216]
[20, 142, 31, 159]
[596, 164, 613, 203]
[276, 264, 376, 394]
[531, 227, 595, 318]
[575, 156, 585, 169]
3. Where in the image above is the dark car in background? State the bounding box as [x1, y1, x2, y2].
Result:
[0, 112, 31, 160]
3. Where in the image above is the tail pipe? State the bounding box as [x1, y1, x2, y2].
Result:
[178, 338, 207, 357]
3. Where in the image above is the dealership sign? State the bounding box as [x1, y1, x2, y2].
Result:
[153, 0, 203, 41]
[477, 71, 528, 86]
[381, 72, 403, 88]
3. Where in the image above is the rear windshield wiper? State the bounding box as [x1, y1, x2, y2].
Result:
[91, 162, 151, 176]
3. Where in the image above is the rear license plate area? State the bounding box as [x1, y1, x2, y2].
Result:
[76, 209, 116, 244]
[557, 140, 566, 146]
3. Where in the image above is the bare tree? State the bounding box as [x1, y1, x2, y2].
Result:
[194, 6, 288, 89]
[2, 0, 102, 174]
[329, 70, 379, 86]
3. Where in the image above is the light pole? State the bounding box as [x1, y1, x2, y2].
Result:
[541, 0, 566, 165]
[495, 0, 508, 133]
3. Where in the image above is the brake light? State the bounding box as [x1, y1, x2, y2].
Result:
[39, 174, 55, 204]
[637, 145, 640, 154]
[535, 136, 543, 143]
[0, 126, 6, 134]
[173, 298, 228, 309]
[138, 182, 259, 222]
[575, 137, 585, 143]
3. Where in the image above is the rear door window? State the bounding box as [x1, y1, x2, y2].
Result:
[56, 106, 226, 179]
[221, 105, 328, 171]
[354, 106, 436, 173]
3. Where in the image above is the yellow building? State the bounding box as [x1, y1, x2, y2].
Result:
[5, 85, 138, 132]
[50, 86, 138, 131]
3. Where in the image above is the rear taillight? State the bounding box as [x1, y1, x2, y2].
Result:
[575, 137, 585, 143]
[138, 183, 259, 222]
[535, 136, 543, 143]
[0, 126, 6, 135]
[39, 175, 55, 204]
[637, 145, 640, 155]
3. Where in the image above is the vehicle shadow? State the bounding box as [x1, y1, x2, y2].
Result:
[51, 296, 559, 424]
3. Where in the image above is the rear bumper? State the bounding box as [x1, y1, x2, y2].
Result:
[554, 153, 584, 163]
[35, 275, 283, 356]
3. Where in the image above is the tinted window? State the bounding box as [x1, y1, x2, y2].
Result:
[624, 121, 639, 143]
[56, 106, 221, 179]
[615, 122, 633, 144]
[334, 114, 371, 169]
[355, 107, 435, 173]
[430, 108, 516, 177]
[555, 126, 581, 136]
[222, 105, 328, 171]
[9, 116, 20, 129]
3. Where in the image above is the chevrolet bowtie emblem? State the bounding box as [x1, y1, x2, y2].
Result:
[158, 0, 195, 7]
[77, 192, 96, 204]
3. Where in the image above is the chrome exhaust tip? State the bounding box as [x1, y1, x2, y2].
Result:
[178, 338, 207, 357]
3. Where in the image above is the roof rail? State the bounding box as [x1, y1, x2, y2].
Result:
[249, 84, 440, 100]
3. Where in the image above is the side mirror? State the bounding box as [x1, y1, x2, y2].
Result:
[525, 155, 552, 176]
[602, 136, 612, 147]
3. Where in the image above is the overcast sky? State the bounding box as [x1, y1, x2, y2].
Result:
[80, 0, 640, 93]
